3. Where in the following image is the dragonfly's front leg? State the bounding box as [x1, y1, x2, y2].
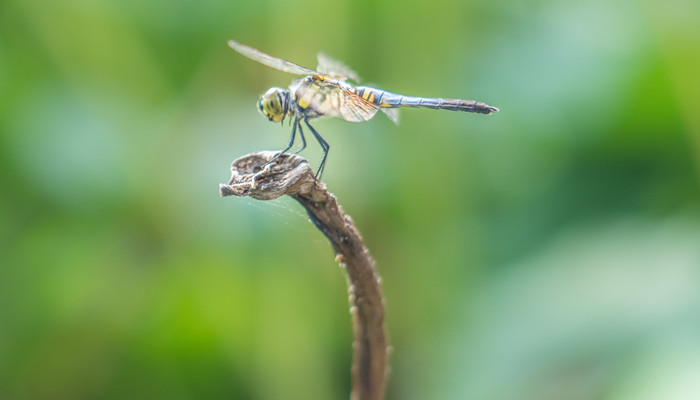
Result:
[267, 118, 298, 166]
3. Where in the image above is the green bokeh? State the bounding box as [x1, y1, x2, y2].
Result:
[2, 0, 699, 399]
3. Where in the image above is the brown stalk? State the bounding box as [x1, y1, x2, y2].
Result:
[220, 151, 388, 400]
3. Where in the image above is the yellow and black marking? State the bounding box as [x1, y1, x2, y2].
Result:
[354, 87, 382, 105]
[296, 93, 311, 109]
[294, 78, 321, 110]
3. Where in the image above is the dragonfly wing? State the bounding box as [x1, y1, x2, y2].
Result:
[381, 108, 400, 125]
[317, 52, 362, 83]
[228, 40, 320, 76]
[311, 83, 380, 122]
[335, 89, 380, 122]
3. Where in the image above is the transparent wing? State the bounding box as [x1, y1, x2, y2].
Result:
[339, 93, 379, 122]
[336, 90, 380, 122]
[381, 108, 400, 125]
[311, 83, 380, 122]
[228, 40, 321, 76]
[317, 52, 362, 82]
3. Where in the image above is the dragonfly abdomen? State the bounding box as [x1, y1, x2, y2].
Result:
[361, 88, 498, 115]
[353, 86, 384, 105]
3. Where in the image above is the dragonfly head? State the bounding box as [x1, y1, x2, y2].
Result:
[258, 87, 290, 123]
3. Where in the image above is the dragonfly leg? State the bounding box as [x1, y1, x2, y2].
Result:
[294, 123, 307, 154]
[304, 119, 329, 179]
[267, 119, 297, 166]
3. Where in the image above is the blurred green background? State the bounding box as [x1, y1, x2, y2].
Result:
[2, 0, 700, 398]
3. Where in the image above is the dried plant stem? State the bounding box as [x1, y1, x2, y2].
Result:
[220, 151, 388, 400]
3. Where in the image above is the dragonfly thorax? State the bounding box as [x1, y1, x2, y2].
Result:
[258, 87, 290, 123]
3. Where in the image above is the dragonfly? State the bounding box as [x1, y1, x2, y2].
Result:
[228, 39, 499, 179]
